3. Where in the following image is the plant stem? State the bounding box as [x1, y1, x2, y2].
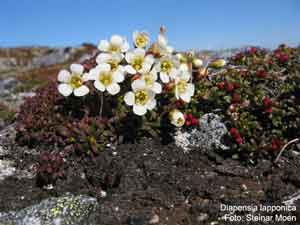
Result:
[99, 92, 104, 118]
[274, 138, 299, 164]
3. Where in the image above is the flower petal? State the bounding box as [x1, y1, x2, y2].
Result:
[146, 99, 156, 110]
[160, 72, 170, 83]
[97, 63, 111, 73]
[70, 64, 84, 75]
[94, 81, 105, 92]
[58, 83, 73, 97]
[187, 83, 195, 95]
[113, 71, 124, 83]
[124, 92, 135, 106]
[125, 65, 136, 74]
[133, 105, 147, 116]
[125, 52, 134, 63]
[82, 72, 92, 81]
[74, 85, 89, 97]
[121, 41, 129, 52]
[96, 53, 111, 64]
[144, 54, 154, 65]
[134, 48, 145, 57]
[139, 62, 152, 73]
[158, 33, 168, 47]
[110, 35, 123, 46]
[180, 93, 192, 103]
[98, 40, 109, 52]
[106, 83, 121, 95]
[132, 79, 146, 91]
[58, 70, 71, 83]
[169, 68, 179, 80]
[107, 83, 120, 95]
[152, 82, 162, 94]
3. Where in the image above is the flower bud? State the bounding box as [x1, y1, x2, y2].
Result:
[193, 58, 203, 68]
[169, 109, 185, 127]
[209, 59, 226, 69]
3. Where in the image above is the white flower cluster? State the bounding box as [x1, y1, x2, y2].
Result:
[57, 29, 200, 123]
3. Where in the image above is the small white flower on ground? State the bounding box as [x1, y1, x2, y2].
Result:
[210, 59, 226, 68]
[169, 109, 185, 127]
[57, 64, 89, 97]
[124, 79, 156, 116]
[98, 35, 129, 55]
[89, 63, 124, 95]
[193, 58, 203, 68]
[135, 68, 162, 94]
[155, 55, 179, 83]
[125, 48, 154, 74]
[133, 31, 149, 48]
[174, 70, 194, 103]
[96, 52, 125, 74]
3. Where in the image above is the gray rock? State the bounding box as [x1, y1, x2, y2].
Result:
[0, 58, 17, 71]
[174, 113, 229, 152]
[32, 48, 71, 67]
[0, 194, 99, 225]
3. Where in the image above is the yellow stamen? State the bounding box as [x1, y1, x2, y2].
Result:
[135, 34, 148, 48]
[143, 74, 154, 86]
[99, 72, 113, 86]
[69, 74, 83, 89]
[161, 60, 172, 73]
[135, 90, 149, 105]
[109, 44, 120, 53]
[108, 60, 118, 71]
[177, 80, 187, 94]
[132, 56, 144, 71]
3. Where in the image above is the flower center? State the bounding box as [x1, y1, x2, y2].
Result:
[135, 90, 149, 105]
[161, 60, 172, 73]
[132, 56, 144, 71]
[69, 74, 83, 89]
[135, 34, 148, 48]
[177, 80, 187, 94]
[99, 72, 113, 86]
[143, 74, 154, 86]
[109, 44, 120, 53]
[176, 117, 185, 126]
[108, 60, 118, 71]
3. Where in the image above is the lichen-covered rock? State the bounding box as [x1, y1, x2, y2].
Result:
[174, 113, 229, 152]
[0, 194, 99, 225]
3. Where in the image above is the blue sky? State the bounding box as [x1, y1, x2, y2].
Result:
[1, 0, 299, 50]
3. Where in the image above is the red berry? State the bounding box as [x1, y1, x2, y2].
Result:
[231, 93, 241, 104]
[249, 47, 257, 55]
[236, 137, 243, 145]
[217, 82, 225, 90]
[226, 83, 234, 92]
[256, 70, 267, 79]
[191, 118, 198, 126]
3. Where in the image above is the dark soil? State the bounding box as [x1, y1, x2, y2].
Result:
[1, 130, 300, 225]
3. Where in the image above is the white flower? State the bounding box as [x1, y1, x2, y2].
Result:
[174, 70, 194, 103]
[157, 32, 174, 56]
[98, 35, 129, 55]
[135, 68, 162, 94]
[96, 52, 124, 74]
[57, 64, 89, 97]
[89, 63, 124, 95]
[193, 58, 203, 68]
[125, 48, 154, 74]
[209, 59, 226, 68]
[133, 31, 149, 48]
[169, 109, 185, 127]
[124, 79, 156, 116]
[155, 55, 179, 83]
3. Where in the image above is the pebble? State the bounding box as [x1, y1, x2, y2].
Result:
[149, 214, 159, 224]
